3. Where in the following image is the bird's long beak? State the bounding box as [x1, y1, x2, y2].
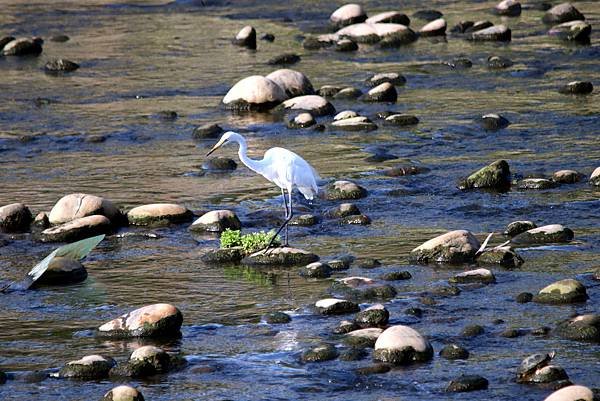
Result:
[206, 139, 226, 156]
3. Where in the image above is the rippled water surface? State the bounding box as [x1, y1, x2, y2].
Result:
[1, 0, 599, 400]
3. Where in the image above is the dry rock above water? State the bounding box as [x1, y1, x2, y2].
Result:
[324, 180, 367, 200]
[543, 385, 594, 401]
[315, 298, 360, 315]
[494, 0, 521, 16]
[49, 193, 122, 226]
[373, 325, 433, 364]
[0, 202, 32, 233]
[542, 3, 585, 24]
[459, 160, 511, 191]
[280, 95, 335, 116]
[511, 224, 574, 244]
[58, 355, 115, 379]
[189, 210, 241, 233]
[101, 385, 145, 401]
[534, 279, 587, 304]
[242, 247, 319, 266]
[41, 215, 112, 242]
[2, 37, 43, 56]
[98, 303, 183, 338]
[330, 4, 367, 30]
[410, 230, 480, 264]
[265, 69, 314, 98]
[223, 75, 287, 111]
[468, 24, 511, 41]
[127, 203, 192, 226]
[232, 25, 256, 49]
[548, 20, 591, 42]
[420, 18, 447, 36]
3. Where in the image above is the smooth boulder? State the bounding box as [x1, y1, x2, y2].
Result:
[58, 355, 115, 379]
[469, 25, 511, 41]
[98, 303, 183, 338]
[49, 193, 121, 226]
[315, 298, 360, 315]
[410, 230, 480, 264]
[331, 116, 377, 131]
[449, 268, 496, 284]
[193, 123, 223, 139]
[366, 11, 410, 26]
[280, 95, 335, 117]
[2, 37, 43, 56]
[366, 72, 406, 87]
[40, 215, 112, 242]
[363, 82, 397, 102]
[511, 224, 574, 244]
[189, 210, 241, 233]
[555, 314, 600, 342]
[553, 169, 582, 183]
[232, 26, 256, 49]
[446, 375, 489, 392]
[373, 325, 433, 364]
[420, 18, 446, 36]
[324, 180, 367, 200]
[590, 167, 600, 186]
[534, 279, 587, 304]
[127, 203, 192, 226]
[287, 112, 316, 129]
[101, 385, 145, 401]
[223, 76, 287, 111]
[479, 113, 510, 130]
[548, 21, 591, 42]
[494, 0, 521, 17]
[0, 203, 32, 233]
[543, 385, 594, 401]
[542, 3, 585, 24]
[504, 220, 537, 237]
[459, 160, 511, 191]
[35, 257, 87, 286]
[330, 4, 367, 29]
[265, 69, 314, 98]
[558, 81, 593, 95]
[242, 247, 319, 266]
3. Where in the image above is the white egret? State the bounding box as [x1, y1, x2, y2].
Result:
[206, 131, 319, 249]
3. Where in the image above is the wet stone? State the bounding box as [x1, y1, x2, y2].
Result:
[34, 257, 87, 286]
[327, 258, 352, 271]
[446, 375, 489, 392]
[325, 203, 361, 218]
[40, 215, 112, 242]
[366, 11, 410, 26]
[542, 3, 585, 24]
[505, 220, 537, 237]
[548, 20, 591, 42]
[330, 4, 367, 30]
[49, 193, 122, 226]
[201, 247, 243, 264]
[420, 18, 447, 37]
[101, 385, 145, 401]
[533, 279, 588, 304]
[354, 363, 391, 375]
[405, 307, 422, 318]
[385, 114, 419, 126]
[260, 33, 275, 42]
[363, 82, 397, 103]
[430, 285, 461, 297]
[591, 167, 600, 186]
[263, 311, 291, 324]
[450, 268, 496, 284]
[516, 292, 533, 303]
[344, 328, 383, 348]
[280, 95, 335, 117]
[98, 303, 183, 338]
[192, 123, 224, 139]
[331, 116, 377, 131]
[544, 385, 594, 401]
[373, 325, 434, 365]
[189, 210, 241, 233]
[44, 59, 79, 73]
[558, 81, 593, 95]
[333, 278, 397, 301]
[266, 69, 314, 98]
[410, 230, 480, 264]
[303, 36, 334, 50]
[532, 326, 551, 336]
[364, 152, 397, 163]
[2, 37, 43, 56]
[242, 247, 319, 267]
[366, 73, 406, 87]
[466, 20, 494, 33]
[315, 298, 360, 315]
[384, 164, 428, 176]
[267, 53, 300, 65]
[287, 112, 315, 129]
[201, 157, 237, 171]
[469, 25, 511, 41]
[355, 304, 389, 328]
[553, 169, 582, 183]
[439, 344, 469, 360]
[58, 355, 115, 379]
[232, 25, 256, 49]
[290, 213, 319, 226]
[0, 371, 6, 384]
[477, 247, 524, 268]
[501, 328, 525, 338]
[378, 27, 418, 47]
[333, 320, 360, 334]
[335, 39, 358, 52]
[459, 160, 511, 191]
[340, 348, 367, 361]
[355, 258, 381, 269]
[517, 178, 558, 190]
[451, 21, 474, 33]
[34, 212, 50, 229]
[0, 203, 32, 233]
[333, 87, 362, 99]
[324, 180, 367, 200]
[462, 324, 484, 337]
[318, 85, 343, 97]
[413, 10, 443, 21]
[494, 0, 522, 17]
[128, 203, 192, 226]
[530, 365, 569, 384]
[488, 55, 514, 69]
[511, 224, 574, 244]
[299, 262, 332, 278]
[301, 343, 338, 362]
[223, 75, 286, 111]
[556, 314, 600, 342]
[340, 214, 371, 225]
[479, 113, 510, 130]
[50, 34, 70, 42]
[381, 271, 412, 281]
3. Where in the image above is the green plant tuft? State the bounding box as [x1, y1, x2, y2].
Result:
[220, 229, 280, 253]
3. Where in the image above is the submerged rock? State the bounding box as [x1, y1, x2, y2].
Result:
[548, 20, 591, 42]
[459, 160, 511, 191]
[0, 203, 32, 233]
[487, 55, 513, 69]
[128, 203, 192, 226]
[385, 114, 419, 126]
[446, 375, 489, 392]
[331, 116, 377, 131]
[58, 355, 115, 379]
[373, 325, 433, 364]
[44, 59, 79, 73]
[189, 210, 241, 233]
[242, 247, 319, 266]
[290, 214, 319, 226]
[265, 69, 314, 98]
[449, 268, 496, 284]
[40, 215, 112, 242]
[267, 53, 300, 66]
[420, 18, 447, 37]
[378, 26, 418, 47]
[555, 314, 600, 342]
[101, 385, 145, 401]
[381, 270, 412, 281]
[494, 0, 521, 16]
[543, 385, 594, 401]
[223, 76, 287, 111]
[439, 344, 469, 360]
[263, 311, 291, 324]
[315, 298, 360, 315]
[330, 4, 367, 29]
[345, 327, 383, 348]
[287, 112, 316, 129]
[479, 113, 510, 130]
[542, 3, 585, 24]
[201, 157, 237, 171]
[462, 324, 484, 337]
[303, 35, 335, 50]
[35, 257, 87, 286]
[192, 123, 224, 139]
[301, 343, 338, 362]
[516, 292, 533, 303]
[335, 38, 358, 52]
[280, 95, 335, 117]
[49, 193, 122, 226]
[324, 180, 367, 200]
[413, 10, 443, 21]
[363, 82, 397, 102]
[299, 262, 332, 278]
[534, 279, 587, 304]
[517, 178, 558, 190]
[98, 303, 183, 338]
[410, 230, 480, 264]
[232, 25, 256, 49]
[511, 224, 574, 244]
[558, 81, 593, 95]
[383, 164, 428, 176]
[469, 25, 511, 41]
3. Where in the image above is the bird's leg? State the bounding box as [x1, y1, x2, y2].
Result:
[264, 191, 294, 252]
[283, 190, 293, 247]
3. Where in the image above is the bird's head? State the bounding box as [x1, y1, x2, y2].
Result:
[206, 131, 237, 156]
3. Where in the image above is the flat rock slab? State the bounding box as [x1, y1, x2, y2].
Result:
[201, 247, 244, 264]
[242, 247, 319, 267]
[511, 224, 574, 244]
[40, 215, 112, 242]
[127, 203, 193, 226]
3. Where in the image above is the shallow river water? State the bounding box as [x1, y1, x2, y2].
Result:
[1, 0, 599, 400]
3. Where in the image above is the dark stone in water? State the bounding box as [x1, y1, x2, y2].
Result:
[299, 262, 331, 278]
[381, 271, 412, 281]
[301, 343, 338, 362]
[290, 214, 319, 226]
[364, 152, 398, 163]
[355, 364, 391, 375]
[44, 59, 79, 73]
[468, 25, 512, 42]
[355, 306, 389, 328]
[405, 307, 423, 318]
[462, 324, 484, 337]
[0, 36, 16, 49]
[446, 375, 489, 392]
[333, 87, 362, 99]
[260, 33, 275, 42]
[505, 220, 537, 237]
[0, 203, 32, 233]
[156, 110, 178, 120]
[478, 113, 510, 130]
[355, 258, 381, 269]
[267, 53, 300, 65]
[340, 214, 371, 225]
[333, 320, 360, 334]
[339, 348, 367, 361]
[412, 10, 443, 21]
[34, 257, 87, 286]
[542, 3, 585, 24]
[439, 344, 469, 360]
[384, 165, 428, 176]
[317, 85, 342, 97]
[465, 21, 494, 33]
[2, 37, 43, 56]
[201, 157, 237, 171]
[50, 34, 70, 42]
[459, 160, 511, 191]
[477, 248, 524, 268]
[446, 57, 472, 69]
[366, 73, 406, 87]
[451, 21, 474, 34]
[192, 123, 224, 139]
[0, 370, 6, 384]
[531, 326, 551, 336]
[559, 81, 593, 95]
[242, 247, 319, 267]
[385, 114, 419, 126]
[232, 26, 256, 49]
[488, 55, 513, 69]
[264, 311, 291, 324]
[201, 247, 243, 264]
[303, 36, 334, 50]
[325, 203, 360, 219]
[516, 292, 533, 303]
[555, 314, 600, 342]
[501, 328, 525, 338]
[58, 355, 116, 379]
[335, 39, 358, 52]
[379, 29, 418, 47]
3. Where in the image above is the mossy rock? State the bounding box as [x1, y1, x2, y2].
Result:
[511, 224, 574, 245]
[263, 311, 291, 324]
[340, 214, 371, 225]
[109, 360, 156, 378]
[242, 247, 319, 267]
[301, 344, 338, 362]
[201, 247, 244, 264]
[339, 348, 368, 361]
[462, 324, 484, 337]
[446, 375, 489, 392]
[410, 230, 480, 264]
[324, 180, 367, 200]
[439, 344, 469, 360]
[504, 220, 537, 237]
[299, 262, 332, 278]
[555, 315, 600, 342]
[477, 248, 524, 268]
[290, 214, 319, 226]
[381, 271, 412, 281]
[533, 279, 588, 304]
[59, 355, 115, 379]
[459, 160, 511, 191]
[331, 281, 397, 301]
[315, 298, 360, 315]
[355, 307, 389, 328]
[373, 345, 433, 364]
[517, 178, 558, 190]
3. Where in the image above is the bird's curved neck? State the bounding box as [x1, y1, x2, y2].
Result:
[233, 136, 263, 174]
